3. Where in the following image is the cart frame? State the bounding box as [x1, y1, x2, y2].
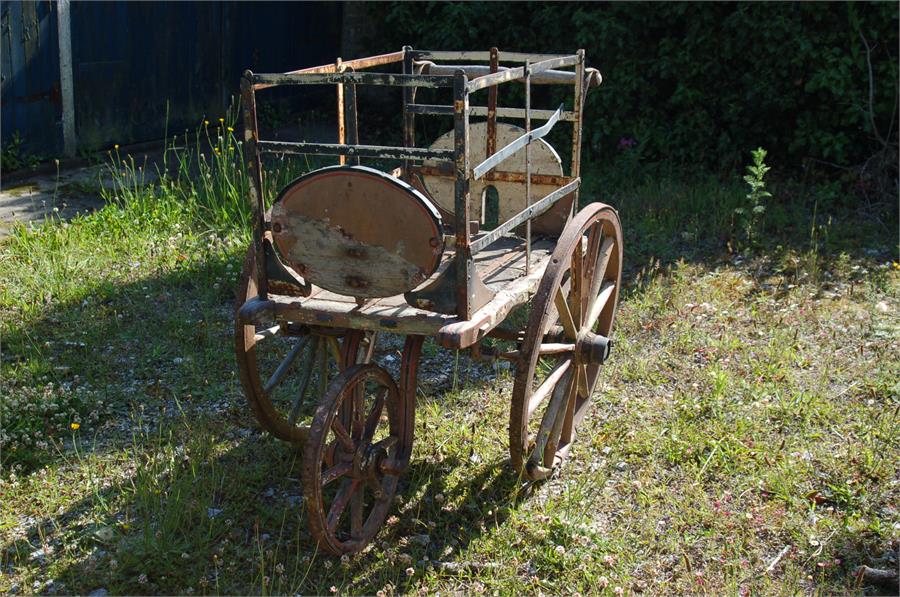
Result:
[233, 47, 622, 556]
[238, 47, 597, 345]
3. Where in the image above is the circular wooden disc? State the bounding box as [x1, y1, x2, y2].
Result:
[271, 166, 444, 298]
[422, 122, 565, 224]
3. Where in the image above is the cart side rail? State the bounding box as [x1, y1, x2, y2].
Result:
[240, 47, 600, 321]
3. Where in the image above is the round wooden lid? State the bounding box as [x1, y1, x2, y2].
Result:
[271, 166, 444, 298]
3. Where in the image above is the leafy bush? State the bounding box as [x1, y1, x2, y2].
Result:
[363, 2, 898, 184]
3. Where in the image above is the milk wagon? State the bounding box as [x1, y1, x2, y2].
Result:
[234, 47, 622, 555]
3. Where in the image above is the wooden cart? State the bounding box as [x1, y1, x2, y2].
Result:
[234, 47, 622, 555]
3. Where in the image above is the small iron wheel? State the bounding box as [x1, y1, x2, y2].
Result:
[510, 203, 623, 480]
[234, 243, 376, 443]
[302, 363, 406, 555]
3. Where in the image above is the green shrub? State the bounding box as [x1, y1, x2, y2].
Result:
[364, 2, 898, 184]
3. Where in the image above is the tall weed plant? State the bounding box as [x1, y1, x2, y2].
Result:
[733, 147, 771, 248]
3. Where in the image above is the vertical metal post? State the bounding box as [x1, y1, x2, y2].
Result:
[525, 60, 532, 275]
[241, 73, 268, 299]
[570, 49, 585, 217]
[344, 67, 360, 166]
[402, 46, 415, 178]
[56, 0, 76, 156]
[484, 47, 499, 226]
[453, 71, 472, 319]
[486, 48, 499, 162]
[336, 58, 345, 165]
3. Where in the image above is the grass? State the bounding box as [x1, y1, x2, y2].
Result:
[1, 127, 898, 595]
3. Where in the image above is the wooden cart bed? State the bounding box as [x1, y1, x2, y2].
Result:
[240, 236, 555, 349]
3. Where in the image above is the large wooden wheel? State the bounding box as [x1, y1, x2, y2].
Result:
[510, 203, 623, 480]
[234, 244, 375, 443]
[302, 363, 404, 555]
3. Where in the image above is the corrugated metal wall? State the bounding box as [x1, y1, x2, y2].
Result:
[1, 1, 62, 155]
[1, 1, 342, 158]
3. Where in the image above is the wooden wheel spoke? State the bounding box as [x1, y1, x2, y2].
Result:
[363, 331, 378, 364]
[588, 237, 615, 302]
[263, 336, 310, 394]
[362, 388, 388, 439]
[585, 281, 616, 332]
[528, 358, 572, 418]
[372, 435, 399, 453]
[544, 369, 578, 465]
[331, 418, 356, 453]
[326, 479, 357, 532]
[350, 386, 365, 439]
[287, 338, 321, 425]
[570, 235, 585, 326]
[326, 336, 343, 363]
[350, 485, 364, 538]
[531, 368, 574, 465]
[554, 289, 578, 340]
[365, 474, 386, 499]
[576, 363, 589, 398]
[322, 461, 352, 486]
[318, 338, 329, 397]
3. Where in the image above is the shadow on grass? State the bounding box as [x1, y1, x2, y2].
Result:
[1, 246, 534, 594]
[2, 185, 896, 593]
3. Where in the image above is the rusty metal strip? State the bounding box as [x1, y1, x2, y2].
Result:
[469, 178, 580, 255]
[336, 59, 345, 166]
[258, 140, 454, 161]
[253, 51, 405, 90]
[287, 50, 403, 75]
[402, 46, 415, 177]
[471, 105, 577, 122]
[406, 103, 576, 121]
[252, 72, 454, 89]
[411, 50, 568, 63]
[486, 48, 499, 176]
[411, 164, 574, 187]
[472, 104, 564, 180]
[344, 67, 360, 166]
[419, 63, 583, 86]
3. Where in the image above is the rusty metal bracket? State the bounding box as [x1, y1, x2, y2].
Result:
[404, 257, 493, 315]
[264, 236, 311, 297]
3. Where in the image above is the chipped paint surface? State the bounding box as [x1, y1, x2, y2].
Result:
[274, 212, 428, 298]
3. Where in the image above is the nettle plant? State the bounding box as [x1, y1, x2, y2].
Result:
[734, 147, 771, 247]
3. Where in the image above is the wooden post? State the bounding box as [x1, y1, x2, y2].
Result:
[453, 71, 472, 318]
[336, 58, 345, 165]
[570, 49, 585, 217]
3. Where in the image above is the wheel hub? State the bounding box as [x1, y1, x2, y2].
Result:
[576, 330, 612, 364]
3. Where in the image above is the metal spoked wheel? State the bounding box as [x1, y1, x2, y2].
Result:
[234, 244, 375, 443]
[510, 203, 623, 480]
[302, 363, 406, 555]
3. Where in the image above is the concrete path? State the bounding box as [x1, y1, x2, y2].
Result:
[0, 151, 165, 239]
